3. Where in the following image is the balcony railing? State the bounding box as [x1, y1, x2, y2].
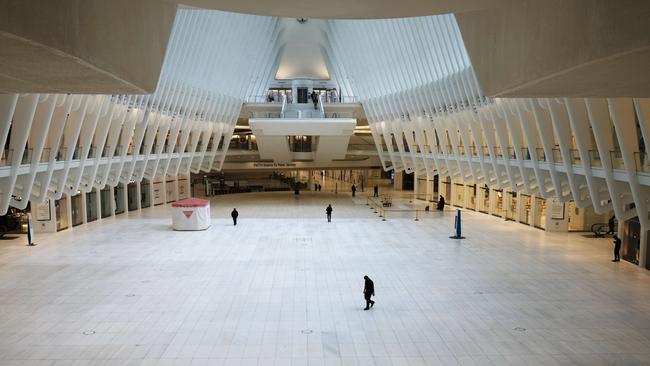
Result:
[552, 148, 563, 164]
[588, 150, 602, 168]
[634, 152, 650, 173]
[609, 150, 624, 170]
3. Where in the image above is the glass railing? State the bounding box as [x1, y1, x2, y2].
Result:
[482, 146, 490, 157]
[634, 152, 650, 173]
[250, 112, 281, 118]
[246, 95, 283, 103]
[609, 150, 624, 169]
[282, 110, 324, 118]
[536, 148, 546, 162]
[589, 150, 602, 168]
[21, 148, 32, 164]
[552, 148, 563, 164]
[569, 149, 581, 165]
[251, 111, 356, 119]
[325, 111, 356, 118]
[102, 145, 113, 158]
[40, 148, 51, 163]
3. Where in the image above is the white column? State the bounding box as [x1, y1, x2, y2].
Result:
[80, 191, 88, 224]
[136, 182, 142, 210]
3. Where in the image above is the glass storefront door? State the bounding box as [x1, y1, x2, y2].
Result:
[519, 194, 532, 225]
[86, 189, 98, 222]
[506, 191, 517, 221]
[114, 184, 125, 215]
[70, 193, 83, 227]
[453, 183, 464, 207]
[55, 197, 68, 231]
[466, 185, 476, 210]
[492, 189, 504, 217]
[479, 187, 490, 213]
[534, 197, 547, 229]
[141, 179, 151, 208]
[127, 182, 138, 211]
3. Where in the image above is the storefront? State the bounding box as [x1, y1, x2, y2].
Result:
[505, 191, 517, 221]
[534, 197, 547, 229]
[166, 180, 176, 203]
[100, 187, 112, 218]
[70, 192, 83, 227]
[141, 179, 151, 208]
[465, 184, 476, 210]
[453, 183, 464, 207]
[127, 182, 138, 211]
[114, 183, 125, 215]
[55, 197, 68, 231]
[86, 188, 98, 222]
[478, 185, 490, 213]
[519, 194, 532, 225]
[440, 178, 451, 203]
[178, 178, 189, 200]
[492, 189, 504, 217]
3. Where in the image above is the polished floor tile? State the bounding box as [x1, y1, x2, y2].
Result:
[0, 187, 649, 365]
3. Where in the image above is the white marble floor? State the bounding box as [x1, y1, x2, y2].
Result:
[1, 190, 650, 366]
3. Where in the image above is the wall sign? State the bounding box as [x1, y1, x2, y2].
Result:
[36, 201, 51, 221]
[550, 201, 565, 220]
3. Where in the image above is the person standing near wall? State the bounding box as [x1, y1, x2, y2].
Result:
[613, 235, 621, 262]
[351, 184, 356, 197]
[373, 185, 379, 198]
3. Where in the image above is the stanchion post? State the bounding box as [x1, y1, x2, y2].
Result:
[415, 210, 419, 221]
[27, 213, 36, 246]
[382, 209, 386, 221]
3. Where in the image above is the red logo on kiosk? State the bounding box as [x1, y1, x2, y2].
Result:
[182, 210, 193, 218]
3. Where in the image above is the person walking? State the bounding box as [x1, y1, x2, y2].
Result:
[373, 185, 379, 198]
[363, 275, 375, 310]
[311, 91, 319, 110]
[351, 184, 356, 197]
[326, 204, 333, 222]
[607, 215, 616, 235]
[613, 234, 621, 262]
[231, 208, 238, 226]
[318, 184, 322, 191]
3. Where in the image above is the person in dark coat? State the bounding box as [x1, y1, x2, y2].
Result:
[326, 204, 333, 222]
[613, 235, 621, 262]
[363, 275, 375, 310]
[437, 196, 445, 211]
[318, 184, 322, 191]
[312, 91, 319, 110]
[373, 185, 379, 198]
[607, 215, 616, 235]
[231, 208, 238, 226]
[351, 184, 356, 197]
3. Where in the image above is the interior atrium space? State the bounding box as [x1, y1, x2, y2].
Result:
[0, 0, 649, 364]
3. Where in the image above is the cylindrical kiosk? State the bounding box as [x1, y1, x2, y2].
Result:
[171, 198, 211, 231]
